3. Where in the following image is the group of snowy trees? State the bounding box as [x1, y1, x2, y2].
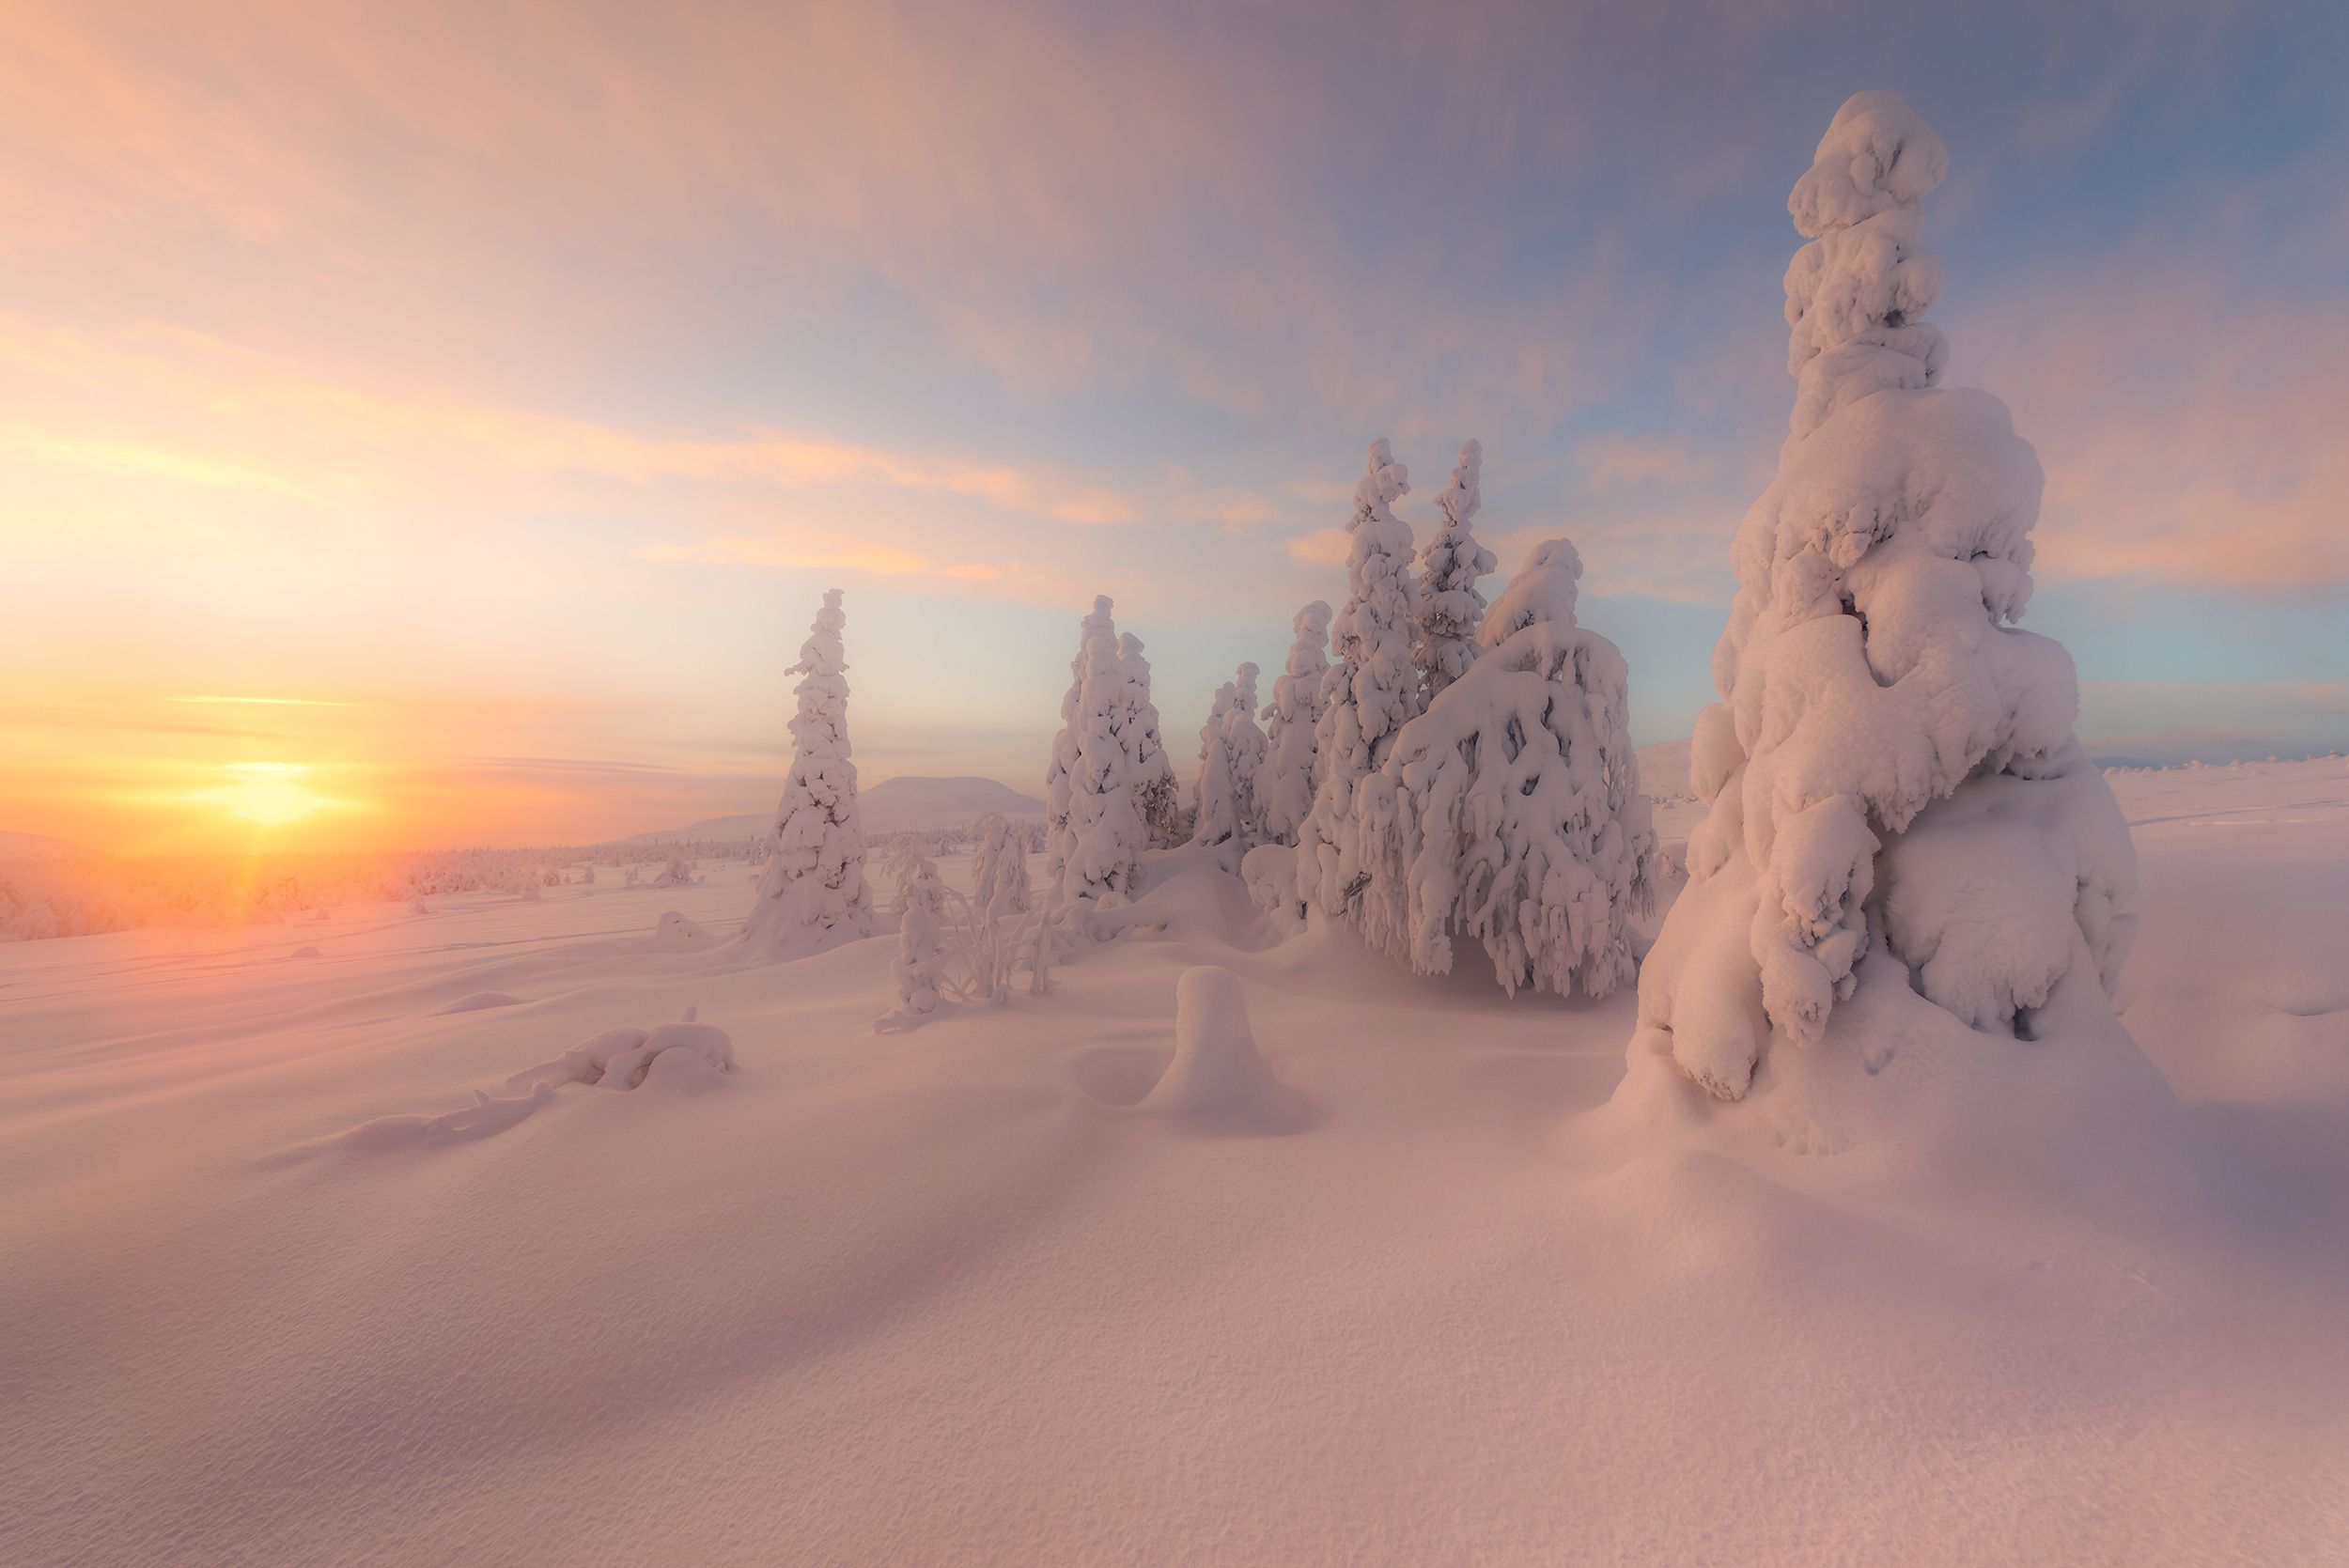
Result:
[1224, 436, 1660, 999]
[738, 91, 2140, 1110]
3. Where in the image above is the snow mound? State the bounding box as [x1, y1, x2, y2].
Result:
[648, 910, 717, 951]
[1134, 967, 1312, 1133]
[512, 1009, 737, 1093]
[1598, 946, 2203, 1228]
[341, 1082, 556, 1152]
[287, 945, 320, 960]
[432, 990, 526, 1015]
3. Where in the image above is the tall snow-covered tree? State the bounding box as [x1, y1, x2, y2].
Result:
[1044, 597, 1115, 896]
[1120, 633, 1187, 848]
[741, 589, 873, 957]
[1357, 538, 1659, 997]
[1256, 601, 1332, 846]
[1191, 662, 1267, 859]
[1633, 92, 2139, 1100]
[1295, 438, 1423, 919]
[1060, 597, 1146, 908]
[1415, 439, 1497, 701]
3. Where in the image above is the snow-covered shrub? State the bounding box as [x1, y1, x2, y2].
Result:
[1119, 633, 1188, 848]
[1633, 91, 2138, 1101]
[653, 857, 693, 889]
[1415, 439, 1496, 701]
[1357, 538, 1660, 997]
[1192, 662, 1267, 860]
[1293, 439, 1423, 919]
[740, 589, 873, 959]
[1256, 600, 1332, 846]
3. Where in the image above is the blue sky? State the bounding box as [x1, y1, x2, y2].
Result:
[4, 0, 2344, 848]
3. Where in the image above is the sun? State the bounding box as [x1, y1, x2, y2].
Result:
[217, 763, 328, 827]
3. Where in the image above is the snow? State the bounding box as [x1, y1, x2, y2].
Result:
[1, 761, 2346, 1562]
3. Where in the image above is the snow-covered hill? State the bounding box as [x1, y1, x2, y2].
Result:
[620, 775, 1045, 845]
[0, 831, 96, 861]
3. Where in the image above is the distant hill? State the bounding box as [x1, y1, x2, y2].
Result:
[0, 831, 98, 862]
[618, 775, 1045, 846]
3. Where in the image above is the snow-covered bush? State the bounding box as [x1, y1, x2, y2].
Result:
[1633, 91, 2138, 1100]
[1191, 662, 1267, 859]
[1293, 438, 1423, 920]
[740, 589, 873, 959]
[1119, 633, 1188, 848]
[1256, 600, 1332, 846]
[1415, 439, 1496, 701]
[1356, 537, 1660, 997]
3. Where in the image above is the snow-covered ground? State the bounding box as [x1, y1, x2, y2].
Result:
[3, 761, 2345, 1564]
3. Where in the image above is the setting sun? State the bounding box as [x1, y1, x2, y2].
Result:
[214, 763, 328, 827]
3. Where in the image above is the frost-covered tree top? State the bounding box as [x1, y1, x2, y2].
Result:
[1296, 439, 1424, 915]
[1416, 439, 1497, 700]
[1633, 92, 2137, 1102]
[1360, 540, 1658, 999]
[741, 588, 872, 957]
[1257, 600, 1332, 848]
[1479, 538, 1581, 647]
[1781, 89, 1950, 446]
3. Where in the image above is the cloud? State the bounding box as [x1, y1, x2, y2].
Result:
[1963, 269, 2349, 593]
[1286, 527, 1352, 565]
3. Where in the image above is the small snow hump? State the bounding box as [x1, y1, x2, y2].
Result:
[1138, 967, 1313, 1133]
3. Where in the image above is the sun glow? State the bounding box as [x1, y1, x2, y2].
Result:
[214, 763, 330, 827]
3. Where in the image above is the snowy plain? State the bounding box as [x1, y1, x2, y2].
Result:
[3, 758, 2347, 1565]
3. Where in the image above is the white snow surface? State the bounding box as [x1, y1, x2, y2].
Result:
[3, 760, 2346, 1564]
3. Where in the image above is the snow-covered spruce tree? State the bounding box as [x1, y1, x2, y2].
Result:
[1633, 92, 2138, 1100]
[879, 849, 949, 1025]
[1061, 597, 1147, 909]
[1191, 662, 1267, 860]
[970, 811, 1031, 920]
[1415, 439, 1497, 701]
[1293, 439, 1423, 919]
[1044, 597, 1115, 897]
[1357, 538, 1659, 997]
[1119, 633, 1187, 848]
[740, 589, 872, 958]
[1255, 601, 1331, 846]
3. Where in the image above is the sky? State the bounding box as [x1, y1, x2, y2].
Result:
[5, 0, 2345, 854]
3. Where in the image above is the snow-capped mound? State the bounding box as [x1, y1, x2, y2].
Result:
[432, 991, 527, 1015]
[1136, 967, 1311, 1132]
[648, 910, 717, 951]
[513, 1009, 737, 1093]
